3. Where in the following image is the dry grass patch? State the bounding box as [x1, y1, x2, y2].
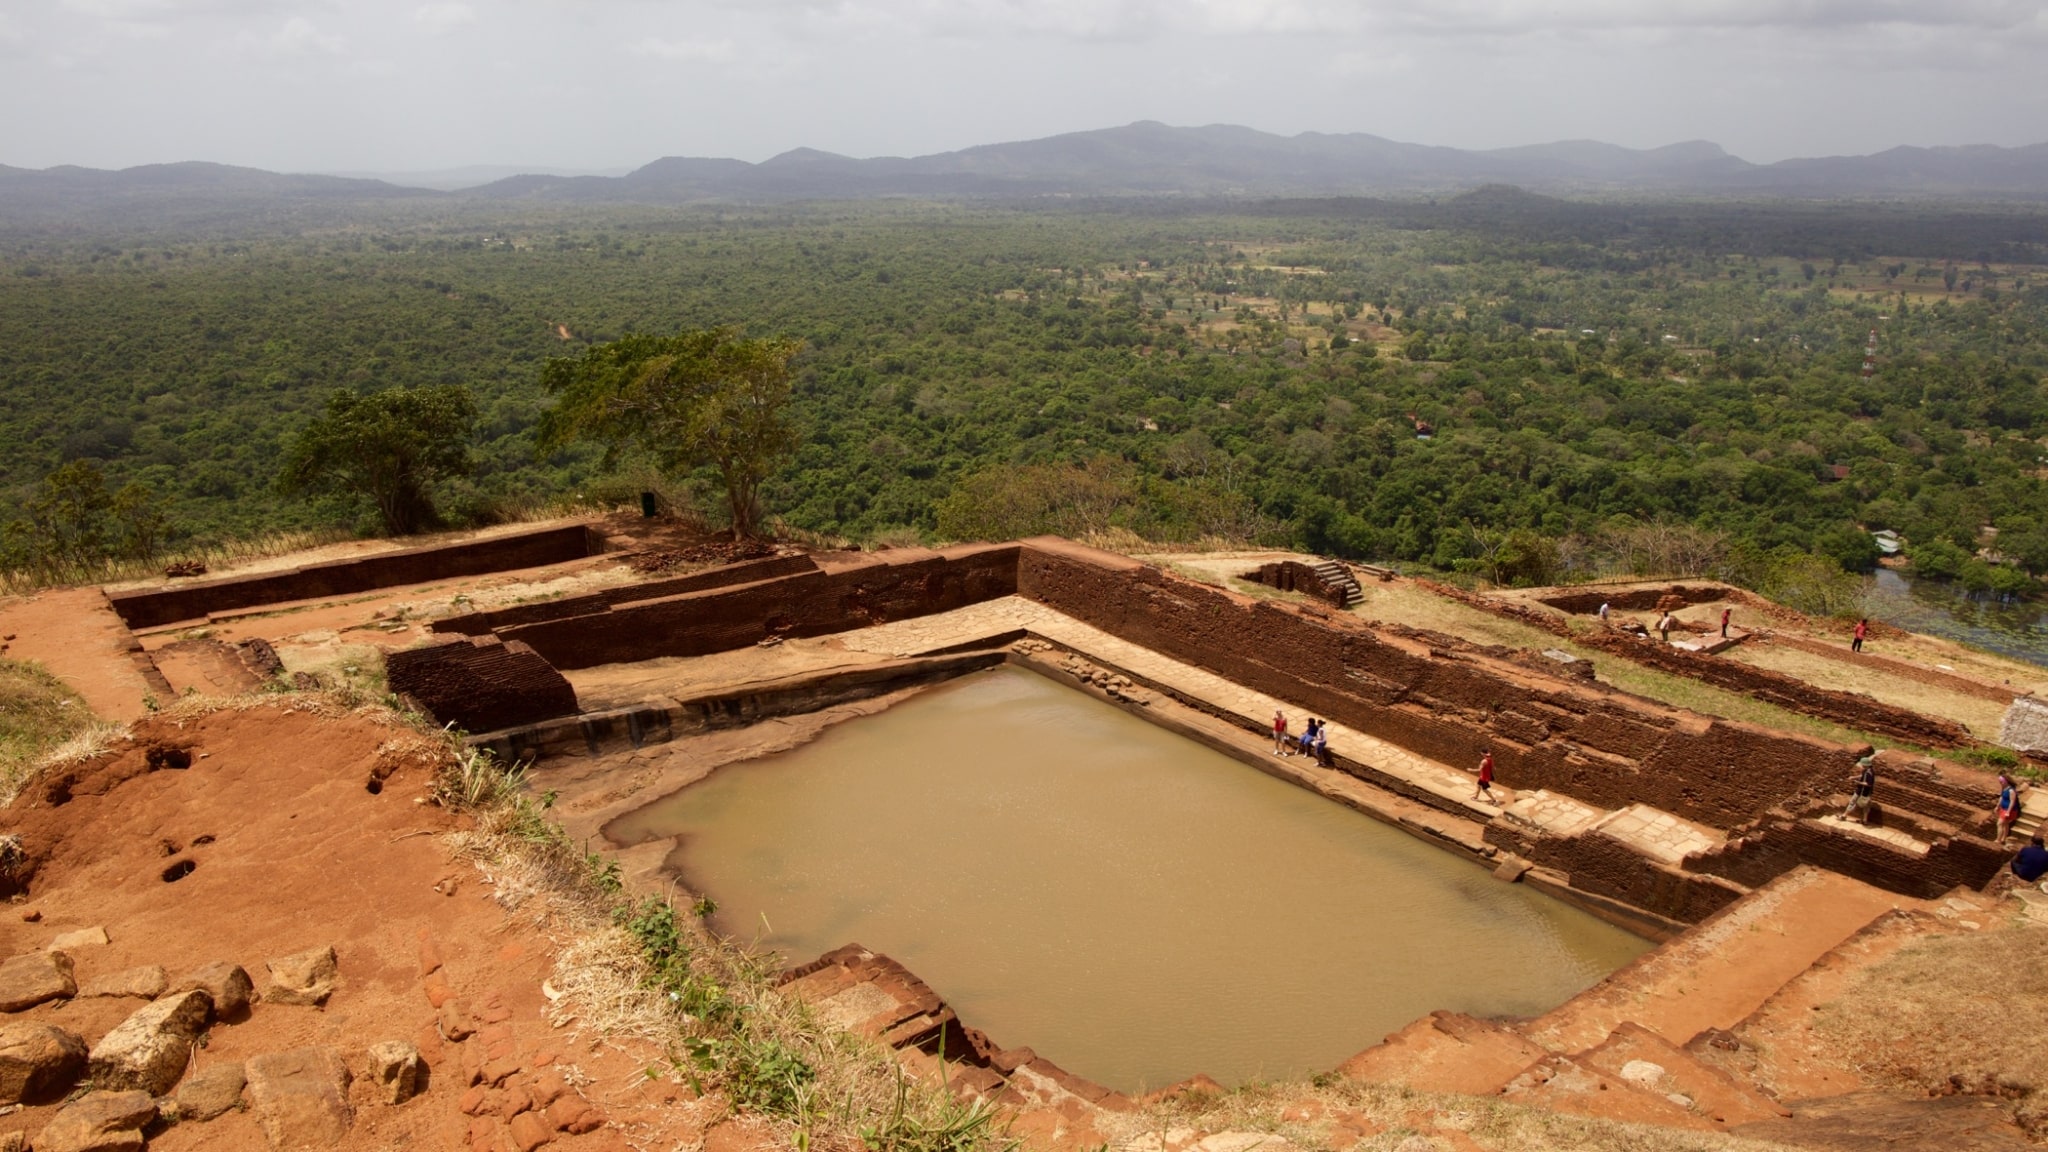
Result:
[1812, 920, 2048, 1133]
[0, 657, 115, 804]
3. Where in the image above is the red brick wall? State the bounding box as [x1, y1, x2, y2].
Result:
[500, 545, 1021, 670]
[386, 636, 580, 735]
[1013, 539, 1858, 830]
[108, 524, 603, 630]
[431, 553, 817, 636]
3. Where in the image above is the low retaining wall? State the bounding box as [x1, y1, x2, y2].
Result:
[1414, 577, 1976, 751]
[387, 635, 580, 736]
[108, 523, 605, 630]
[430, 553, 818, 636]
[498, 544, 1021, 671]
[1684, 812, 2008, 900]
[473, 651, 1007, 763]
[1763, 633, 2018, 704]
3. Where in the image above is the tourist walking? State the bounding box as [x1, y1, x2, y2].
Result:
[1720, 607, 1732, 638]
[1852, 618, 1868, 653]
[1471, 750, 1497, 804]
[1272, 710, 1289, 755]
[2013, 835, 2048, 885]
[1996, 773, 2022, 846]
[1843, 754, 1877, 824]
[1656, 612, 1676, 643]
[1597, 601, 1611, 626]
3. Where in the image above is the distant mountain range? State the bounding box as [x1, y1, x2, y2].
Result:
[6, 123, 2048, 218]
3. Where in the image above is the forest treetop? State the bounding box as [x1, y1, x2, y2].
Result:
[1, 196, 2044, 594]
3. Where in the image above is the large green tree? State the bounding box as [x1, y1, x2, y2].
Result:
[277, 386, 476, 535]
[537, 328, 801, 539]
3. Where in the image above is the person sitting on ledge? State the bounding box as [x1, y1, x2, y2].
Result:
[2014, 835, 2048, 885]
[1296, 717, 1320, 758]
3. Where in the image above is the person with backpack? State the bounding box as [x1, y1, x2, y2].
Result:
[1844, 754, 1878, 825]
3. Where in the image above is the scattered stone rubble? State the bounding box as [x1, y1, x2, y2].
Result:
[0, 930, 624, 1152]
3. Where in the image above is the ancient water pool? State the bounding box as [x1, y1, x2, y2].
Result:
[610, 666, 1650, 1091]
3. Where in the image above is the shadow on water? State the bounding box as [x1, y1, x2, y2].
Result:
[1863, 568, 2048, 670]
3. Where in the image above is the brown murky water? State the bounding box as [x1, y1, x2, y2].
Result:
[612, 666, 1650, 1091]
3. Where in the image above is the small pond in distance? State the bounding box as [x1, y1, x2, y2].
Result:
[611, 666, 1651, 1091]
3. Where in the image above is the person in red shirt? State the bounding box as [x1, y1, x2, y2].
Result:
[1852, 618, 1868, 653]
[1720, 607, 1732, 638]
[1272, 710, 1288, 756]
[1471, 751, 1496, 804]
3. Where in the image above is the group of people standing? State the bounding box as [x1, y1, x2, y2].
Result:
[1271, 711, 1331, 766]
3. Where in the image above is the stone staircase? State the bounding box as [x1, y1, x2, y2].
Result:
[1309, 560, 1364, 607]
[1338, 867, 1908, 1135]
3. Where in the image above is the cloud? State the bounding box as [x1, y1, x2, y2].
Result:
[630, 36, 736, 62]
[412, 3, 476, 31]
[233, 15, 345, 57]
[700, 0, 2046, 42]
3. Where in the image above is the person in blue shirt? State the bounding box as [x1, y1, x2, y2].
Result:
[2014, 836, 2048, 885]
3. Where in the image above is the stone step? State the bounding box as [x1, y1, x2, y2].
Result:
[1573, 1021, 1790, 1127]
[1523, 866, 1906, 1054]
[1807, 813, 1932, 857]
[1336, 1010, 1551, 1096]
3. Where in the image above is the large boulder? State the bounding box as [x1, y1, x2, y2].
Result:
[168, 961, 255, 1018]
[33, 1090, 156, 1152]
[173, 1060, 247, 1121]
[247, 1047, 353, 1148]
[366, 1040, 422, 1105]
[0, 1020, 88, 1103]
[0, 950, 75, 1012]
[87, 988, 212, 1095]
[264, 946, 337, 1007]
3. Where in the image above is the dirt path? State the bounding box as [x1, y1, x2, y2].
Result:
[0, 588, 160, 721]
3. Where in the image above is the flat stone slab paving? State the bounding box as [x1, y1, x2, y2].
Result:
[1504, 789, 1607, 838]
[1811, 814, 1931, 856]
[1592, 805, 1725, 865]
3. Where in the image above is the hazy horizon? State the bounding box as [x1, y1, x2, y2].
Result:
[4, 1, 2046, 173]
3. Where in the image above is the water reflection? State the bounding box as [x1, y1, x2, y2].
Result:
[1863, 568, 2048, 670]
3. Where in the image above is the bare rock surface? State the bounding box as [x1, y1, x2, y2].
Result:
[0, 1019, 88, 1104]
[247, 1046, 353, 1148]
[86, 988, 212, 1094]
[366, 1039, 423, 1104]
[45, 926, 109, 952]
[0, 950, 76, 1012]
[33, 1089, 156, 1152]
[173, 1059, 247, 1121]
[264, 945, 337, 1007]
[79, 965, 167, 1000]
[168, 960, 254, 1018]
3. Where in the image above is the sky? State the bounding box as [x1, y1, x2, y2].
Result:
[3, 0, 2047, 174]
